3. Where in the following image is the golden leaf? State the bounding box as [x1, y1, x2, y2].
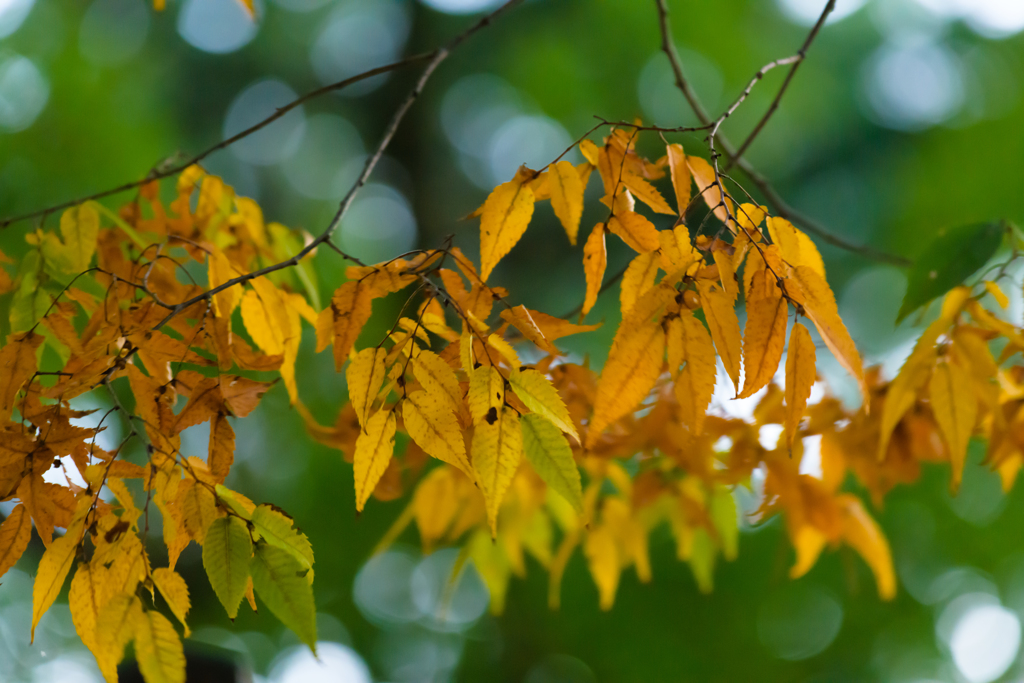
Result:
[607, 211, 660, 253]
[582, 223, 608, 316]
[672, 313, 717, 434]
[587, 320, 666, 445]
[784, 322, 816, 450]
[508, 368, 579, 442]
[402, 390, 473, 478]
[620, 252, 659, 317]
[548, 160, 585, 245]
[0, 330, 42, 422]
[839, 495, 896, 600]
[472, 405, 523, 536]
[411, 349, 463, 415]
[0, 503, 31, 581]
[584, 526, 620, 610]
[666, 143, 691, 216]
[877, 319, 944, 459]
[132, 608, 186, 683]
[479, 171, 537, 282]
[152, 567, 192, 637]
[347, 347, 387, 427]
[686, 155, 733, 226]
[738, 270, 788, 399]
[696, 280, 742, 393]
[468, 365, 505, 424]
[353, 408, 397, 512]
[930, 357, 976, 492]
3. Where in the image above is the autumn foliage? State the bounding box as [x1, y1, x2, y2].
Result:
[2, 3, 1023, 683]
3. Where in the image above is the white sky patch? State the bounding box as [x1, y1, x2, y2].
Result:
[799, 434, 823, 479]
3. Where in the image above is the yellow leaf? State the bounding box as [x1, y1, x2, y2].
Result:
[479, 173, 537, 282]
[32, 522, 80, 641]
[0, 503, 31, 581]
[985, 280, 1009, 308]
[696, 280, 742, 392]
[672, 313, 717, 434]
[152, 568, 192, 637]
[767, 216, 825, 278]
[468, 365, 505, 424]
[582, 223, 608, 316]
[789, 525, 827, 579]
[738, 270, 788, 399]
[327, 279, 378, 370]
[658, 224, 699, 274]
[132, 608, 186, 683]
[411, 349, 463, 415]
[930, 357, 976, 492]
[621, 171, 674, 216]
[472, 406, 523, 536]
[584, 527, 620, 610]
[42, 203, 100, 274]
[202, 516, 253, 619]
[587, 320, 666, 445]
[96, 593, 143, 681]
[207, 249, 242, 319]
[346, 347, 387, 427]
[521, 413, 583, 513]
[499, 305, 560, 355]
[838, 495, 896, 600]
[666, 143, 691, 215]
[686, 155, 733, 226]
[548, 160, 584, 245]
[788, 266, 865, 400]
[508, 368, 579, 442]
[353, 408, 397, 511]
[251, 276, 300, 403]
[69, 561, 113, 677]
[784, 322, 816, 450]
[487, 334, 521, 370]
[620, 252, 659, 317]
[0, 330, 42, 422]
[413, 468, 460, 547]
[607, 211, 660, 253]
[403, 390, 473, 478]
[713, 248, 739, 302]
[877, 319, 944, 459]
[468, 529, 512, 614]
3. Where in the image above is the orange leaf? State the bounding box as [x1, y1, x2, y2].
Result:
[582, 223, 608, 316]
[929, 357, 976, 492]
[738, 271, 787, 399]
[0, 330, 42, 422]
[666, 143, 691, 216]
[783, 322, 816, 450]
[672, 313, 717, 434]
[479, 170, 537, 282]
[607, 211, 660, 253]
[548, 160, 585, 245]
[696, 280, 742, 393]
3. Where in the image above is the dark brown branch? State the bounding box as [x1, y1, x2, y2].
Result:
[0, 53, 437, 229]
[149, 0, 525, 333]
[728, 0, 836, 165]
[654, 0, 909, 266]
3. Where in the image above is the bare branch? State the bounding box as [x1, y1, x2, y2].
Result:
[728, 0, 836, 165]
[149, 0, 526, 333]
[654, 0, 909, 266]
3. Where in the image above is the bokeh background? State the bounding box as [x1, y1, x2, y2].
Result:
[3, 0, 1024, 681]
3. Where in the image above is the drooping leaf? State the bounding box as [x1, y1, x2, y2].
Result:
[472, 405, 523, 536]
[32, 524, 80, 641]
[666, 143, 690, 216]
[620, 252, 659, 317]
[152, 567, 192, 637]
[838, 495, 896, 600]
[582, 223, 608, 316]
[508, 368, 579, 442]
[521, 413, 583, 513]
[607, 211, 660, 253]
[202, 516, 253, 619]
[587, 320, 666, 445]
[411, 349, 463, 415]
[897, 221, 1005, 323]
[346, 347, 387, 427]
[548, 160, 585, 245]
[353, 408, 398, 511]
[877, 319, 944, 459]
[686, 155, 732, 226]
[696, 280, 742, 392]
[250, 543, 318, 652]
[479, 171, 537, 282]
[132, 608, 186, 683]
[0, 503, 31, 581]
[0, 330, 43, 422]
[468, 365, 504, 424]
[251, 505, 314, 577]
[784, 322, 816, 450]
[739, 270, 788, 399]
[402, 390, 473, 478]
[672, 313, 717, 434]
[930, 357, 977, 491]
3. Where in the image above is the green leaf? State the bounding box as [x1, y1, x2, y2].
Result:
[520, 413, 583, 513]
[202, 516, 252, 619]
[897, 221, 1005, 323]
[709, 487, 738, 561]
[132, 609, 186, 683]
[250, 543, 318, 652]
[508, 368, 579, 442]
[251, 505, 314, 578]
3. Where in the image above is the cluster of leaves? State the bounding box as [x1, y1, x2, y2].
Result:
[1, 120, 1021, 683]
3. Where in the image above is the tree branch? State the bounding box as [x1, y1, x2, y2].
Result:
[727, 0, 836, 166]
[654, 0, 909, 266]
[149, 0, 526, 333]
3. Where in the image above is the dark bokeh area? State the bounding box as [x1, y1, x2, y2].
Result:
[2, 0, 1024, 681]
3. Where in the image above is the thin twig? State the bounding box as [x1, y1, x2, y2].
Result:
[654, 0, 908, 266]
[0, 55, 435, 230]
[728, 0, 837, 165]
[148, 0, 526, 334]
